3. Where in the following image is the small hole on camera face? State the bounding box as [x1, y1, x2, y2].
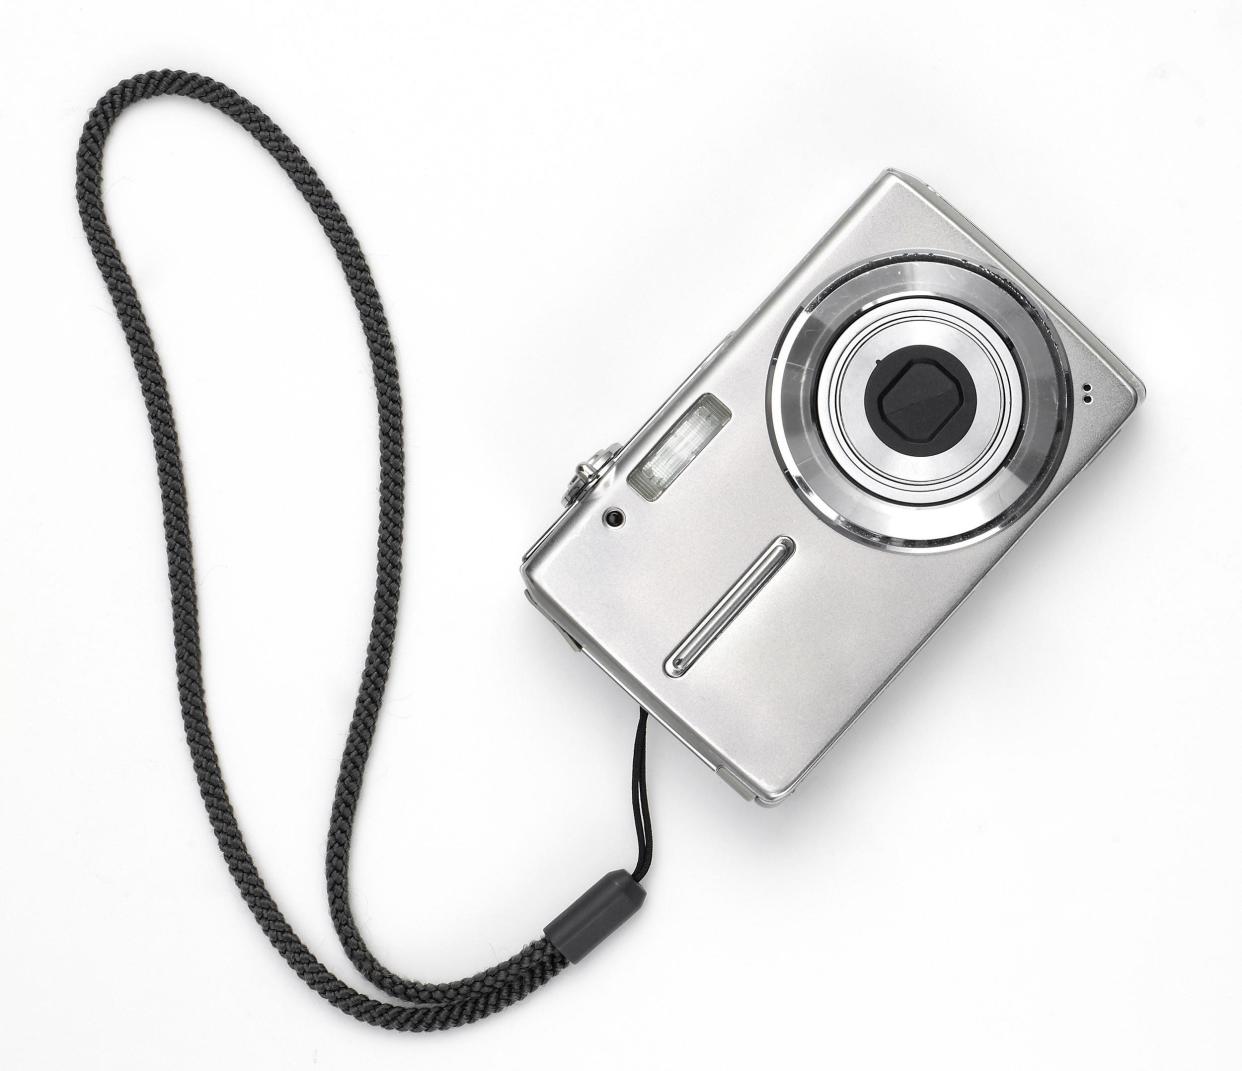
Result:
[603, 508, 626, 528]
[1083, 395, 1093, 404]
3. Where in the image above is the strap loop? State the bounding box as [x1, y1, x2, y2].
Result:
[77, 69, 651, 1032]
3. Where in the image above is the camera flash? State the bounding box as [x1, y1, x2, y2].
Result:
[628, 394, 731, 502]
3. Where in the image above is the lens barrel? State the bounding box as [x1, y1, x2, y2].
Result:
[768, 255, 1070, 548]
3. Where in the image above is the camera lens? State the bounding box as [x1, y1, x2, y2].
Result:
[769, 257, 1070, 546]
[863, 344, 978, 458]
[810, 295, 1023, 508]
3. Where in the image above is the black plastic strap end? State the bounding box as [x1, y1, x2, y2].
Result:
[544, 869, 646, 963]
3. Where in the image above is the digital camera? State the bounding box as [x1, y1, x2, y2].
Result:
[522, 170, 1144, 805]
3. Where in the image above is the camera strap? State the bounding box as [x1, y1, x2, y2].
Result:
[76, 69, 653, 1032]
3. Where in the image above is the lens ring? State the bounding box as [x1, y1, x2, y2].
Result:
[767, 254, 1071, 550]
[817, 297, 1024, 505]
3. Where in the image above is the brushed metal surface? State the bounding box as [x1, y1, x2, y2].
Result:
[522, 169, 1144, 805]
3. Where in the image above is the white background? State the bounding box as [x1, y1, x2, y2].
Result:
[2, 2, 1239, 1068]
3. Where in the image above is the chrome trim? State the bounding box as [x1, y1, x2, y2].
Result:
[664, 537, 795, 678]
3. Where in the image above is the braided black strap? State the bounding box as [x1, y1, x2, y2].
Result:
[75, 69, 624, 1031]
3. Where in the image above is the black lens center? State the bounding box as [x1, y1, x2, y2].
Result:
[863, 345, 977, 457]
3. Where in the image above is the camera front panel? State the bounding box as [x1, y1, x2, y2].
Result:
[523, 170, 1143, 804]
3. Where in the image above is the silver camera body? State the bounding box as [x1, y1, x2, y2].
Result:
[522, 170, 1143, 805]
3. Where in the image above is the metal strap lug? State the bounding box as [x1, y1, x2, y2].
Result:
[561, 442, 623, 507]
